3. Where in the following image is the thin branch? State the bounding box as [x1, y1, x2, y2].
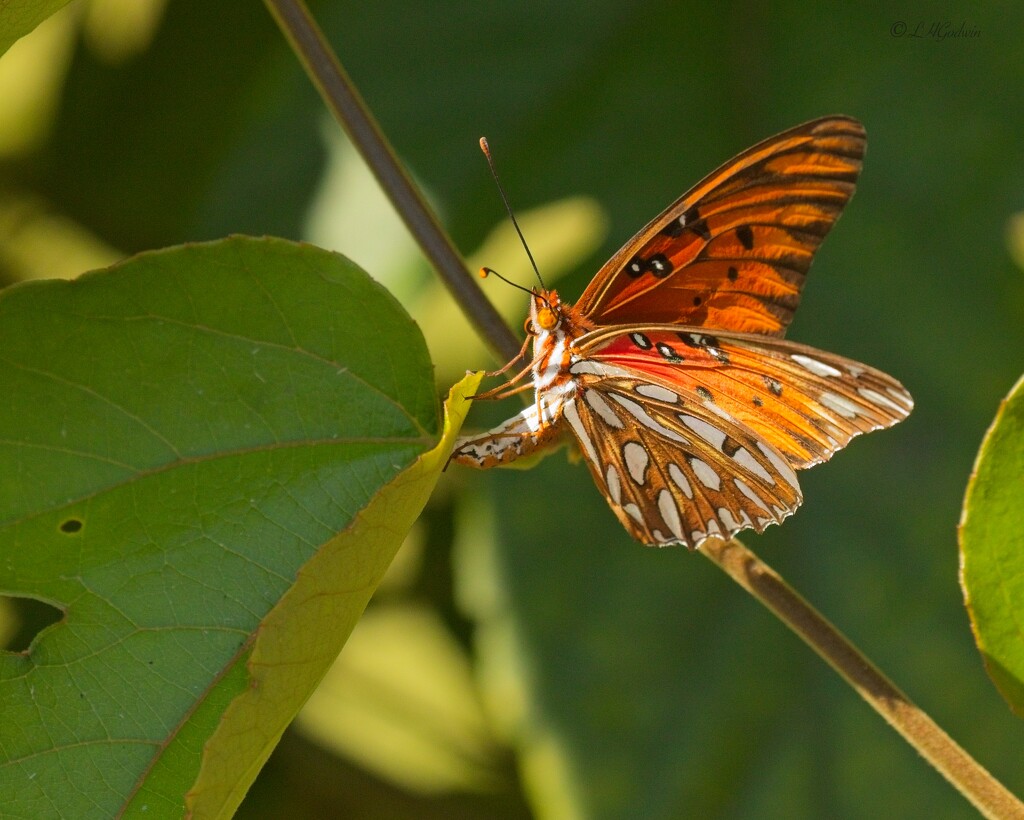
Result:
[267, 3, 1024, 817]
[262, 0, 520, 363]
[700, 538, 1024, 820]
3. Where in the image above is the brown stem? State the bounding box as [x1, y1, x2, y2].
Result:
[262, 0, 521, 362]
[267, 2, 1024, 816]
[700, 538, 1024, 820]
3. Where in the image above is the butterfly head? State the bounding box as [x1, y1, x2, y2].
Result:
[527, 289, 592, 340]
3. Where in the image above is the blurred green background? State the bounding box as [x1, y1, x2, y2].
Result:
[1, 1, 1022, 817]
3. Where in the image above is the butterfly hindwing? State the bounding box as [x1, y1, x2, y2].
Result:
[562, 363, 802, 548]
[574, 116, 866, 336]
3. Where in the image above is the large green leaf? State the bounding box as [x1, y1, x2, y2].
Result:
[0, 0, 73, 58]
[0, 237, 470, 817]
[960, 374, 1024, 715]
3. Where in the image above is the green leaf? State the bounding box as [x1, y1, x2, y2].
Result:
[0, 0, 74, 58]
[0, 236, 473, 817]
[960, 373, 1024, 715]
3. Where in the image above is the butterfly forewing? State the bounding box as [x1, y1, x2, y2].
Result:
[574, 117, 866, 336]
[563, 366, 802, 547]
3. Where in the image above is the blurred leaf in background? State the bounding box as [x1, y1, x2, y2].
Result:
[2, 1, 1024, 817]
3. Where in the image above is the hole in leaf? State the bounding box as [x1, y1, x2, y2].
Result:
[1, 595, 65, 652]
[60, 518, 83, 534]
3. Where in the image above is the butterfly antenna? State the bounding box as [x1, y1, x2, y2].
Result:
[479, 137, 547, 291]
[479, 267, 553, 310]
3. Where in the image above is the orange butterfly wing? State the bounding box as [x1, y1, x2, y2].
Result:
[573, 116, 866, 336]
[578, 326, 913, 471]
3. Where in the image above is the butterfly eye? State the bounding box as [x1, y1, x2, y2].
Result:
[536, 306, 558, 331]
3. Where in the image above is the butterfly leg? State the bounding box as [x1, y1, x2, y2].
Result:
[483, 333, 533, 378]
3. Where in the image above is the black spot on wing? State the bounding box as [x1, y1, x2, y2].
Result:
[656, 342, 684, 363]
[630, 332, 652, 350]
[722, 436, 741, 457]
[683, 205, 711, 241]
[625, 253, 674, 279]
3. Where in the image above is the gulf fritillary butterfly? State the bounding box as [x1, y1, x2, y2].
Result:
[450, 116, 913, 548]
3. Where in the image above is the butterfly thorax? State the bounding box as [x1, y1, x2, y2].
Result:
[529, 290, 593, 412]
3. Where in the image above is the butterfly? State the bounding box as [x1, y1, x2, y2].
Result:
[450, 116, 913, 549]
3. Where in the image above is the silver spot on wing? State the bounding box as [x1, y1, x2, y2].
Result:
[820, 391, 860, 420]
[562, 400, 600, 465]
[606, 464, 622, 505]
[668, 462, 694, 499]
[688, 456, 721, 491]
[623, 441, 649, 485]
[635, 383, 680, 403]
[792, 354, 842, 377]
[658, 489, 684, 541]
[584, 388, 624, 428]
[611, 393, 689, 443]
[858, 387, 911, 417]
[755, 441, 800, 493]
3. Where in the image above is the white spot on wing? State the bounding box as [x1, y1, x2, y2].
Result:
[703, 401, 736, 422]
[611, 393, 689, 443]
[680, 414, 727, 451]
[887, 387, 914, 410]
[792, 354, 842, 377]
[563, 400, 600, 465]
[718, 507, 741, 533]
[733, 477, 769, 511]
[624, 503, 644, 523]
[585, 389, 624, 428]
[623, 441, 649, 485]
[859, 387, 911, 416]
[569, 360, 635, 380]
[658, 490, 684, 540]
[688, 457, 721, 491]
[635, 383, 679, 403]
[820, 391, 860, 419]
[606, 464, 621, 504]
[732, 446, 774, 485]
[668, 463, 694, 499]
[755, 440, 800, 493]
